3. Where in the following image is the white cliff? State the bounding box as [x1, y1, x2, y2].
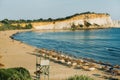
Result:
[32, 13, 113, 30]
[112, 20, 120, 27]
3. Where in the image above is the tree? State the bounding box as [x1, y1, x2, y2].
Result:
[16, 24, 22, 29]
[38, 18, 43, 21]
[1, 19, 10, 24]
[25, 23, 33, 29]
[47, 18, 53, 21]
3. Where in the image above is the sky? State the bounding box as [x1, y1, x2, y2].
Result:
[0, 0, 120, 20]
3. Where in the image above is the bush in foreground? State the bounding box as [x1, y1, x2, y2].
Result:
[67, 75, 94, 80]
[0, 67, 32, 80]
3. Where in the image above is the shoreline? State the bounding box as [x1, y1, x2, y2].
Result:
[12, 28, 120, 66]
[0, 29, 120, 80]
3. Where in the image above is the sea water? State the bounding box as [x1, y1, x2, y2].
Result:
[13, 28, 120, 65]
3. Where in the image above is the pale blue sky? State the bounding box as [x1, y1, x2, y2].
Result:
[0, 0, 120, 20]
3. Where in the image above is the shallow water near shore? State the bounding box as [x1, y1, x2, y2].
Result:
[13, 28, 120, 65]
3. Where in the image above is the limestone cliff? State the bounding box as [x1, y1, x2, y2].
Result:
[112, 20, 120, 27]
[32, 13, 113, 30]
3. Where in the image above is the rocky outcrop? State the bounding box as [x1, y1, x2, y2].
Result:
[32, 13, 113, 30]
[112, 20, 120, 27]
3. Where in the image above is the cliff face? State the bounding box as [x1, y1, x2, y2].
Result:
[112, 20, 120, 27]
[32, 13, 113, 30]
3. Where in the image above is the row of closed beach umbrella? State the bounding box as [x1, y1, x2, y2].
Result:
[35, 48, 97, 71]
[35, 48, 120, 75]
[35, 48, 120, 76]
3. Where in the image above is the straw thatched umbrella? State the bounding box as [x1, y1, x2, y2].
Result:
[64, 57, 71, 63]
[82, 61, 89, 66]
[113, 65, 120, 69]
[74, 65, 81, 69]
[72, 62, 77, 66]
[46, 51, 53, 57]
[75, 60, 83, 65]
[88, 67, 95, 71]
[67, 61, 72, 65]
[88, 63, 96, 68]
[87, 63, 96, 71]
[57, 56, 63, 60]
[51, 55, 58, 61]
[81, 66, 89, 70]
[59, 59, 65, 63]
[112, 70, 119, 76]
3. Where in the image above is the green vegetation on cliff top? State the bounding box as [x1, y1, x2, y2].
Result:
[0, 12, 109, 31]
[0, 12, 109, 23]
[0, 19, 32, 31]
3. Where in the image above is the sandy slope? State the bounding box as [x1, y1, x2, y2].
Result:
[0, 30, 119, 80]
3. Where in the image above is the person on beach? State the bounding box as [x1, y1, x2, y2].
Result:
[109, 67, 113, 72]
[109, 67, 117, 76]
[9, 36, 14, 42]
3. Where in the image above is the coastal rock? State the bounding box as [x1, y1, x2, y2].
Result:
[112, 20, 120, 27]
[32, 13, 113, 30]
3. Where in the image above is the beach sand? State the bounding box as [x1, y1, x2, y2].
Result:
[0, 30, 120, 80]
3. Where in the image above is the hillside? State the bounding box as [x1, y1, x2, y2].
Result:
[0, 12, 113, 30]
[113, 20, 120, 27]
[31, 12, 113, 30]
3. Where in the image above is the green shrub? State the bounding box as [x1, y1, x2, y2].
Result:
[24, 23, 33, 29]
[0, 67, 32, 80]
[67, 75, 94, 80]
[0, 23, 33, 31]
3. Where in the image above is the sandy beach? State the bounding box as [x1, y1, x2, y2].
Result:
[0, 30, 120, 80]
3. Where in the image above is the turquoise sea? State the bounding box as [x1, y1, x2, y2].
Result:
[13, 28, 120, 65]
